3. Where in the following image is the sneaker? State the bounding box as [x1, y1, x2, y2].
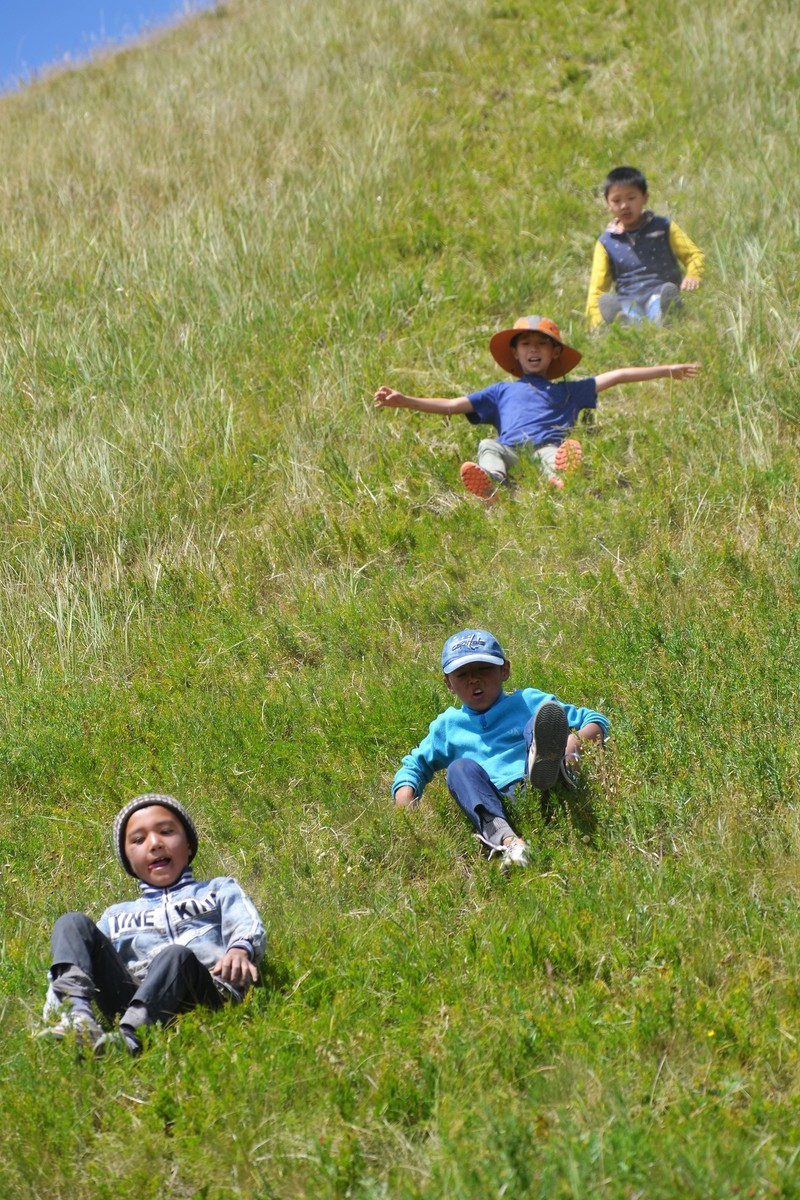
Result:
[598, 293, 622, 324]
[500, 836, 530, 867]
[37, 1008, 104, 1051]
[553, 438, 583, 473]
[547, 474, 565, 490]
[526, 701, 570, 790]
[473, 832, 529, 868]
[460, 461, 502, 503]
[659, 282, 681, 317]
[94, 1029, 142, 1058]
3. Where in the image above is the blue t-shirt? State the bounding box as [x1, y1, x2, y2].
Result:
[467, 375, 598, 448]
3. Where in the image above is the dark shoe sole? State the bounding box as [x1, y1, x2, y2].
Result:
[527, 701, 570, 790]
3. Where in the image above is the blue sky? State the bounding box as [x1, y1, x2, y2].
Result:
[1, 1, 214, 93]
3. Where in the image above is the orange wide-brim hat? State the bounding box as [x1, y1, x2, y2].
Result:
[489, 315, 582, 379]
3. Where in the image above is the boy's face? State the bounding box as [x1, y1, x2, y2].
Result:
[511, 331, 561, 378]
[445, 659, 511, 712]
[124, 805, 191, 887]
[606, 183, 648, 230]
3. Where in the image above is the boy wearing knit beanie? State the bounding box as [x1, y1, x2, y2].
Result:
[38, 793, 266, 1056]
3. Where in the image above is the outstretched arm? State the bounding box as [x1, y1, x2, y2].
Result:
[374, 386, 474, 415]
[594, 362, 700, 394]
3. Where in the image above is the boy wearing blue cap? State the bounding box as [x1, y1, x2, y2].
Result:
[392, 630, 609, 867]
[375, 315, 699, 500]
[37, 793, 266, 1055]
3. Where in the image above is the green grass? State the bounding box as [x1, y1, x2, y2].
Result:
[2, 0, 800, 1195]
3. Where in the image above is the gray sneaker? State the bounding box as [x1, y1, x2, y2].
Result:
[37, 1007, 104, 1051]
[659, 282, 681, 318]
[598, 293, 622, 324]
[527, 702, 570, 790]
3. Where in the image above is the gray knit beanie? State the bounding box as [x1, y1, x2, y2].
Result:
[113, 793, 199, 877]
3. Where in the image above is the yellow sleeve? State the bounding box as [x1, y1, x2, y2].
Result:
[585, 240, 614, 328]
[669, 220, 704, 282]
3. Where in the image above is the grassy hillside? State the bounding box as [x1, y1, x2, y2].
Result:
[2, 0, 800, 1195]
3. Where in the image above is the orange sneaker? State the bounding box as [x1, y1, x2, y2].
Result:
[553, 438, 583, 472]
[460, 462, 501, 503]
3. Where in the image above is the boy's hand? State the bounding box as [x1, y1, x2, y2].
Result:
[212, 948, 258, 987]
[374, 385, 407, 409]
[565, 733, 583, 764]
[667, 363, 701, 379]
[394, 785, 419, 809]
[566, 723, 605, 766]
[681, 277, 700, 291]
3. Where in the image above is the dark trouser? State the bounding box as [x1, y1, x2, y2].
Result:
[446, 758, 520, 832]
[445, 716, 539, 833]
[50, 912, 223, 1030]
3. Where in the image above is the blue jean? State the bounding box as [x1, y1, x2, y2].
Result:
[445, 715, 538, 831]
[446, 758, 520, 831]
[619, 290, 671, 324]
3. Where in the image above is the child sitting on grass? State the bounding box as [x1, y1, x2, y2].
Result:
[392, 629, 609, 867]
[586, 165, 705, 328]
[37, 793, 266, 1056]
[374, 314, 699, 500]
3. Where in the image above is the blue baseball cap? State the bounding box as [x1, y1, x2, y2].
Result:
[441, 629, 506, 674]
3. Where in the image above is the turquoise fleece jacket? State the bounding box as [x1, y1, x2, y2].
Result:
[392, 688, 609, 799]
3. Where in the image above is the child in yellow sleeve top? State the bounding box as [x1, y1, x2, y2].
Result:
[586, 166, 704, 329]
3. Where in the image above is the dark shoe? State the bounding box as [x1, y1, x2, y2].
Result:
[94, 1029, 142, 1057]
[598, 293, 622, 324]
[659, 282, 681, 317]
[526, 702, 570, 790]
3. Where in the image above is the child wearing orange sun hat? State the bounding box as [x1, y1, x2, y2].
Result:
[375, 314, 699, 499]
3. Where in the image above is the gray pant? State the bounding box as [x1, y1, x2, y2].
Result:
[48, 911, 224, 1030]
[477, 438, 560, 482]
